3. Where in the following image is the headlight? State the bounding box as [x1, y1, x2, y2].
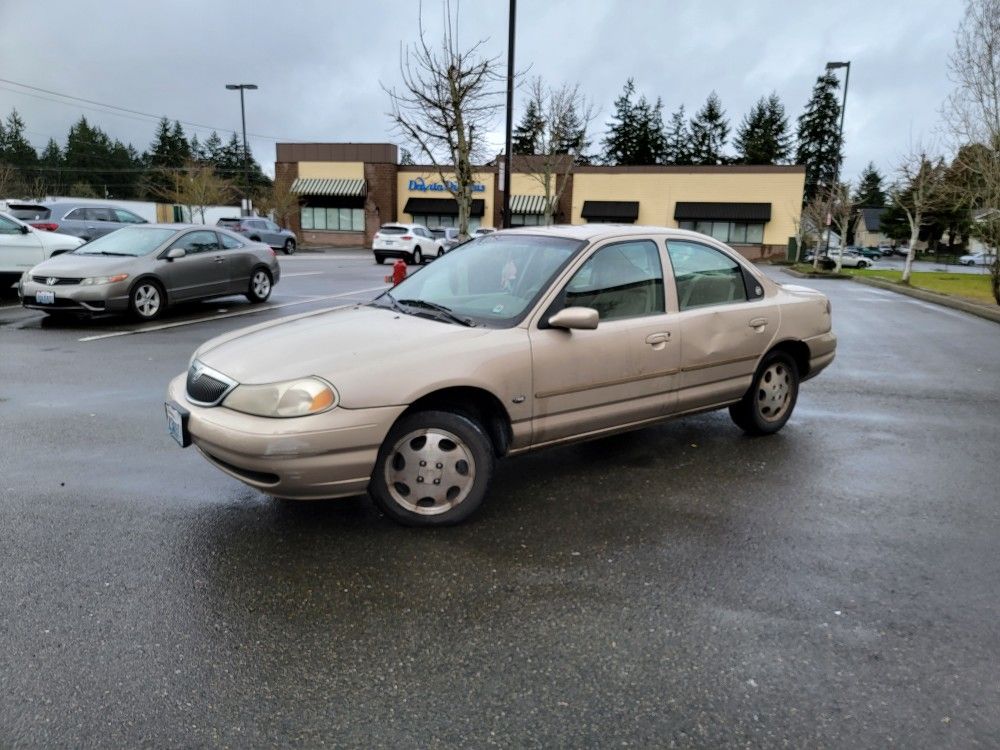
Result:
[222, 376, 338, 418]
[80, 274, 129, 285]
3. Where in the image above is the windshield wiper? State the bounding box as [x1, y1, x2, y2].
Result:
[79, 251, 131, 256]
[375, 291, 405, 313]
[396, 298, 477, 327]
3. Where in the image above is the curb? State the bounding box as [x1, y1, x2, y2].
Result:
[851, 275, 1000, 324]
[781, 268, 852, 280]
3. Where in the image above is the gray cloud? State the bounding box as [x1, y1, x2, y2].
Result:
[0, 0, 963, 183]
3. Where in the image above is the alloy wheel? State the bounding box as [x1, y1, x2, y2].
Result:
[252, 270, 271, 299]
[133, 284, 161, 318]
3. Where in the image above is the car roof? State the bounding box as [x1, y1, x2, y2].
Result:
[497, 224, 722, 243]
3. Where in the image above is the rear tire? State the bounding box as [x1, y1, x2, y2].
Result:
[370, 410, 495, 526]
[375, 254, 386, 265]
[283, 239, 296, 255]
[129, 279, 165, 321]
[729, 351, 799, 436]
[246, 268, 273, 304]
[410, 247, 423, 265]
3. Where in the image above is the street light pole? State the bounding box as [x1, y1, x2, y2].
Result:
[502, 0, 516, 229]
[822, 61, 850, 257]
[226, 83, 258, 216]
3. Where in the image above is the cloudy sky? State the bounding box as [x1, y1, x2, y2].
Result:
[0, 0, 963, 183]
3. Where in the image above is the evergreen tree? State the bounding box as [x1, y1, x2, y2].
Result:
[733, 93, 791, 164]
[601, 79, 666, 165]
[663, 106, 692, 165]
[853, 162, 887, 207]
[633, 96, 667, 164]
[399, 148, 415, 165]
[689, 92, 730, 165]
[63, 117, 113, 197]
[203, 131, 224, 163]
[190, 134, 207, 163]
[0, 109, 39, 167]
[796, 71, 843, 202]
[553, 100, 590, 157]
[512, 98, 545, 154]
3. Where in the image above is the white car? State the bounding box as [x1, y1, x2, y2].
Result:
[372, 223, 445, 265]
[0, 211, 84, 281]
[834, 252, 872, 269]
[958, 251, 996, 266]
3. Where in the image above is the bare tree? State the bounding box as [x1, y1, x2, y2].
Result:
[889, 149, 947, 283]
[254, 179, 300, 229]
[383, 0, 503, 237]
[800, 193, 831, 270]
[0, 163, 20, 198]
[829, 182, 853, 273]
[155, 162, 235, 224]
[519, 77, 596, 224]
[946, 0, 1000, 302]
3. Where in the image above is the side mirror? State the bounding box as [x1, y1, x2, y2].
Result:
[548, 306, 599, 330]
[19, 224, 30, 234]
[165, 247, 186, 260]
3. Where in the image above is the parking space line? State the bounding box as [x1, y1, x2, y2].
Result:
[77, 284, 388, 342]
[280, 271, 326, 277]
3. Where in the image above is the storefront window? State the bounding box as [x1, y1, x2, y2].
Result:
[411, 214, 481, 231]
[511, 213, 544, 227]
[679, 220, 765, 244]
[300, 207, 364, 232]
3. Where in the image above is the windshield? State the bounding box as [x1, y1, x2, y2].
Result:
[375, 233, 583, 327]
[74, 227, 176, 256]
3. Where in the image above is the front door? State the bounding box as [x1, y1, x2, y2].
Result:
[666, 239, 778, 412]
[158, 230, 229, 300]
[0, 215, 43, 274]
[528, 238, 680, 446]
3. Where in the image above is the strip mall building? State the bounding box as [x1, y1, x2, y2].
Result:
[276, 143, 805, 260]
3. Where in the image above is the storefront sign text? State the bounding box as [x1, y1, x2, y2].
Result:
[408, 177, 486, 193]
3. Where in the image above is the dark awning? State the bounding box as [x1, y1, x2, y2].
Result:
[403, 197, 485, 217]
[674, 202, 771, 222]
[580, 200, 639, 221]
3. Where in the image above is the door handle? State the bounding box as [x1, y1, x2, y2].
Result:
[645, 332, 671, 350]
[748, 317, 768, 330]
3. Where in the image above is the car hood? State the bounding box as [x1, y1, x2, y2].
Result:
[35, 230, 84, 251]
[195, 304, 494, 388]
[30, 253, 139, 276]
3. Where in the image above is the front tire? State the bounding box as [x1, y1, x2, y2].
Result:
[246, 268, 273, 304]
[409, 247, 423, 265]
[370, 410, 495, 526]
[130, 280, 165, 321]
[283, 239, 296, 255]
[729, 351, 799, 436]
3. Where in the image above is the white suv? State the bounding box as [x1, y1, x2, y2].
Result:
[372, 223, 445, 265]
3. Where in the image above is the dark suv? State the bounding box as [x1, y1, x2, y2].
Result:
[217, 217, 297, 254]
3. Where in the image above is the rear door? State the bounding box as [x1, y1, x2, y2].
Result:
[158, 230, 228, 300]
[84, 207, 120, 238]
[0, 214, 44, 274]
[218, 231, 257, 292]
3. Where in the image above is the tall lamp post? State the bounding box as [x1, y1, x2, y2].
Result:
[502, 0, 516, 229]
[823, 61, 850, 256]
[225, 83, 258, 216]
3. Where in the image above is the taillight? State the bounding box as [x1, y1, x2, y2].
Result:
[401, 235, 413, 240]
[269, 247, 276, 257]
[31, 222, 59, 232]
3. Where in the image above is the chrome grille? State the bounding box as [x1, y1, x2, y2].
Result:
[186, 362, 237, 406]
[33, 276, 83, 285]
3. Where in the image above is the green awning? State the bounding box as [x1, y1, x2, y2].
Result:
[510, 194, 549, 214]
[290, 178, 367, 196]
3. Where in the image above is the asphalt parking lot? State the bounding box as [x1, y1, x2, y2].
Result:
[1, 254, 999, 747]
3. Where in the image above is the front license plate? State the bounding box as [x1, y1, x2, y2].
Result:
[35, 291, 55, 304]
[165, 402, 191, 447]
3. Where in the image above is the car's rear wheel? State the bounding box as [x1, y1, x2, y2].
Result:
[375, 254, 386, 265]
[130, 280, 165, 321]
[246, 268, 272, 304]
[729, 351, 799, 436]
[410, 247, 423, 265]
[436, 245, 445, 258]
[370, 410, 495, 526]
[283, 239, 296, 255]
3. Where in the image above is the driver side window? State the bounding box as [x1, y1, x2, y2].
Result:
[173, 230, 220, 254]
[562, 240, 664, 321]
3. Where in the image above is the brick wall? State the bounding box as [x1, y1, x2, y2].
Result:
[274, 162, 300, 236]
[364, 162, 398, 247]
[301, 231, 365, 247]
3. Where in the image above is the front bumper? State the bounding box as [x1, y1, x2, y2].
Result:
[19, 278, 130, 314]
[167, 374, 405, 500]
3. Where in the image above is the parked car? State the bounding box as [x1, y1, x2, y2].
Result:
[372, 223, 446, 265]
[9, 201, 147, 241]
[836, 252, 873, 269]
[166, 225, 836, 526]
[851, 246, 883, 260]
[0, 211, 85, 283]
[430, 227, 461, 253]
[217, 217, 297, 255]
[958, 251, 997, 266]
[19, 224, 279, 320]
[802, 252, 837, 271]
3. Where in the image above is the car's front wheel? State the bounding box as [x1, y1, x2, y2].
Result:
[283, 239, 296, 255]
[130, 280, 165, 321]
[246, 268, 273, 304]
[409, 247, 423, 265]
[370, 410, 495, 526]
[729, 351, 799, 436]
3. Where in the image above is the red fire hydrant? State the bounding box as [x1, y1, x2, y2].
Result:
[391, 258, 408, 286]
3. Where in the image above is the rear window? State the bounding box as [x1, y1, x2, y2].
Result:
[217, 217, 241, 226]
[379, 225, 408, 235]
[8, 204, 50, 220]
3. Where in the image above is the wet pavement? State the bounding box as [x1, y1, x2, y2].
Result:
[1, 258, 998, 747]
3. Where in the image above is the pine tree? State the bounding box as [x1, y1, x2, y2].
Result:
[190, 134, 207, 163]
[689, 92, 730, 165]
[203, 131, 224, 163]
[733, 93, 791, 165]
[553, 100, 590, 157]
[796, 71, 843, 202]
[602, 79, 639, 165]
[512, 98, 545, 154]
[853, 162, 886, 207]
[633, 96, 667, 164]
[399, 148, 415, 165]
[663, 106, 692, 165]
